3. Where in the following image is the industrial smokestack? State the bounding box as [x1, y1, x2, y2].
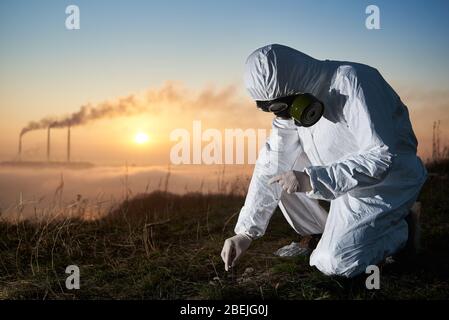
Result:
[47, 126, 51, 162]
[67, 125, 71, 162]
[18, 135, 22, 161]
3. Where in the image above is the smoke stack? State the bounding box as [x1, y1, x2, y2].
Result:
[47, 126, 51, 162]
[18, 135, 22, 161]
[67, 125, 71, 162]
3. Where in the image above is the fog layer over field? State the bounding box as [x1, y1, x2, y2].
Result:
[0, 165, 251, 220]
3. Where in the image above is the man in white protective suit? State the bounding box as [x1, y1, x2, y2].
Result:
[221, 44, 427, 278]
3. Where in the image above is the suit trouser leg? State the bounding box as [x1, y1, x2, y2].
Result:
[278, 192, 328, 236]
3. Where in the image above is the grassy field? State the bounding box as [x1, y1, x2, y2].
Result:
[0, 161, 448, 300]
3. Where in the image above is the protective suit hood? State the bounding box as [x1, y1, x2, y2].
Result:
[244, 44, 329, 101]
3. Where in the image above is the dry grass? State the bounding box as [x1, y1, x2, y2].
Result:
[0, 161, 448, 300]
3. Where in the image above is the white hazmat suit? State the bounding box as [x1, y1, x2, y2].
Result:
[234, 44, 427, 277]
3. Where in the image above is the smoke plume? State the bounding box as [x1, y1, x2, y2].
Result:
[20, 81, 246, 136]
[21, 93, 143, 136]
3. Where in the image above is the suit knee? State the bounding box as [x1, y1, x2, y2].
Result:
[310, 247, 364, 278]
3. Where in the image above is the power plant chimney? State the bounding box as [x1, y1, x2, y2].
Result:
[18, 135, 22, 161]
[67, 125, 71, 162]
[47, 126, 51, 162]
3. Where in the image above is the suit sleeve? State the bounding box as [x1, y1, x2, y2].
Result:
[234, 118, 303, 239]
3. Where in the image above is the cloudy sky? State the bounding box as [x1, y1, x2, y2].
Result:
[1, 0, 448, 164]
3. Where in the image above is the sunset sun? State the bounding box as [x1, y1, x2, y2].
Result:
[134, 132, 149, 144]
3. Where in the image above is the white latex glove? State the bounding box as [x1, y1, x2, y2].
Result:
[268, 170, 312, 194]
[221, 234, 252, 271]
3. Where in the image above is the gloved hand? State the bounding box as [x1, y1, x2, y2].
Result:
[268, 170, 312, 194]
[221, 234, 252, 271]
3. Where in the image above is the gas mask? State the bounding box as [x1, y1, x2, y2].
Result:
[256, 93, 324, 127]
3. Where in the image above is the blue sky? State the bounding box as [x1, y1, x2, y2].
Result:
[1, 0, 448, 95]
